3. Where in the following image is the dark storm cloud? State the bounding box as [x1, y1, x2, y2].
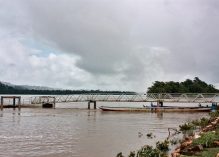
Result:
[24, 0, 133, 74]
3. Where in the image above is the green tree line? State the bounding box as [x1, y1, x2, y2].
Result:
[147, 77, 219, 93]
[0, 82, 135, 95]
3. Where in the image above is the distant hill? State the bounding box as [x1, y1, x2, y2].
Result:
[0, 81, 135, 95]
[1, 81, 57, 91]
[147, 77, 219, 93]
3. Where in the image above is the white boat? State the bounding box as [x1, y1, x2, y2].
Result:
[99, 105, 211, 112]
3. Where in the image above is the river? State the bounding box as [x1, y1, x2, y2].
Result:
[0, 100, 208, 157]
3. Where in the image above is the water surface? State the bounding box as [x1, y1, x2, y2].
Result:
[0, 102, 208, 157]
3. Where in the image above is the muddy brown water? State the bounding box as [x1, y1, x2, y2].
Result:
[0, 101, 208, 157]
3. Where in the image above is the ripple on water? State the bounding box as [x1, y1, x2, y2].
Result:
[0, 107, 208, 157]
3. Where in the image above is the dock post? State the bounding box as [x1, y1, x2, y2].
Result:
[156, 101, 161, 112]
[53, 97, 56, 109]
[160, 101, 163, 107]
[1, 97, 3, 111]
[18, 97, 21, 111]
[13, 97, 16, 110]
[94, 101, 96, 109]
[157, 100, 163, 107]
[88, 101, 90, 109]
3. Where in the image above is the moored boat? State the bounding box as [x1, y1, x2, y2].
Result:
[99, 106, 211, 112]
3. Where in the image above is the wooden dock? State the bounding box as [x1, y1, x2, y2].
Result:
[0, 96, 21, 110]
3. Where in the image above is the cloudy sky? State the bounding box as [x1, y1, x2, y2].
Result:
[0, 0, 219, 92]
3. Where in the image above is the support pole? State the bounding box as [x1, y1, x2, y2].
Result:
[13, 97, 16, 110]
[88, 101, 90, 109]
[156, 101, 160, 112]
[0, 97, 2, 110]
[157, 100, 163, 107]
[53, 97, 56, 109]
[160, 101, 163, 107]
[18, 97, 21, 111]
[94, 101, 96, 109]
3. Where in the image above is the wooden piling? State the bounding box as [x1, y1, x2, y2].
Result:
[157, 100, 163, 107]
[53, 97, 56, 109]
[88, 101, 90, 109]
[94, 101, 96, 109]
[18, 97, 21, 110]
[1, 97, 3, 111]
[13, 97, 16, 110]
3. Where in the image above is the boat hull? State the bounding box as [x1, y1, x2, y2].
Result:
[99, 106, 211, 112]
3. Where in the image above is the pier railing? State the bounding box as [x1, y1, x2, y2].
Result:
[30, 93, 219, 104]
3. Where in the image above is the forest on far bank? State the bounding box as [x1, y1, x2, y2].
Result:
[0, 82, 135, 95]
[147, 77, 219, 93]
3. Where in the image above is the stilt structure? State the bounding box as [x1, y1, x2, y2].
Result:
[88, 101, 97, 109]
[39, 96, 56, 108]
[0, 96, 21, 110]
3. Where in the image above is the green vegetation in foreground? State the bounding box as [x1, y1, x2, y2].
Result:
[179, 117, 210, 132]
[181, 147, 219, 157]
[179, 112, 219, 132]
[117, 111, 219, 157]
[116, 140, 169, 157]
[193, 131, 219, 148]
[147, 77, 219, 93]
[0, 82, 135, 95]
[179, 111, 219, 157]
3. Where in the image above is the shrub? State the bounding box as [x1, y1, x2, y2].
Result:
[191, 119, 200, 126]
[200, 117, 210, 127]
[156, 140, 169, 152]
[191, 117, 209, 128]
[209, 111, 219, 119]
[170, 138, 179, 145]
[179, 122, 196, 131]
[116, 152, 125, 157]
[136, 145, 167, 157]
[128, 151, 135, 157]
[123, 143, 169, 157]
[193, 132, 219, 148]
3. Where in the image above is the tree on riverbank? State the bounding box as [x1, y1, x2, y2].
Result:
[147, 77, 219, 93]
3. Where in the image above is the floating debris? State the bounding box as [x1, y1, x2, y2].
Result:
[146, 132, 153, 139]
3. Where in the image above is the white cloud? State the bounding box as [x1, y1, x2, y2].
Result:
[0, 36, 91, 89]
[1, 0, 219, 91]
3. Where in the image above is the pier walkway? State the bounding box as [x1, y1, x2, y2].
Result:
[31, 93, 219, 104]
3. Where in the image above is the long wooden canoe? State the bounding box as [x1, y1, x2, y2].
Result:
[99, 106, 211, 112]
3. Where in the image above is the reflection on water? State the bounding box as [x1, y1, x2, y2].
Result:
[0, 102, 208, 157]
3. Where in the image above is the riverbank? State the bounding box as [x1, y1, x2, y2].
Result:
[116, 111, 219, 157]
[172, 112, 219, 157]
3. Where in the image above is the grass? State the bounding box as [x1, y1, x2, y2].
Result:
[209, 111, 219, 119]
[179, 112, 219, 157]
[179, 117, 210, 132]
[192, 131, 219, 148]
[156, 140, 169, 152]
[116, 140, 169, 157]
[191, 117, 209, 128]
[117, 111, 219, 157]
[179, 122, 196, 131]
[181, 147, 219, 157]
